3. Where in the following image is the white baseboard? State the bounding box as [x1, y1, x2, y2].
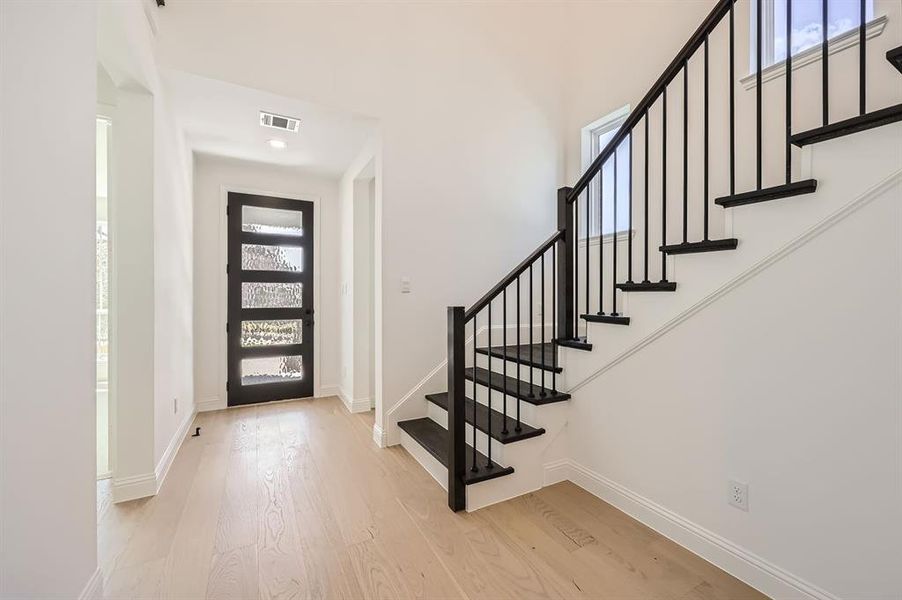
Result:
[316, 384, 340, 398]
[372, 423, 387, 448]
[112, 406, 197, 504]
[544, 459, 839, 600]
[78, 567, 102, 600]
[338, 387, 372, 413]
[111, 472, 157, 503]
[196, 397, 226, 412]
[155, 406, 197, 486]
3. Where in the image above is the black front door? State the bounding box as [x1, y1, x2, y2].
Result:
[227, 192, 314, 406]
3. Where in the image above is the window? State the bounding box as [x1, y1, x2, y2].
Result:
[580, 106, 631, 239]
[755, 0, 874, 69]
[96, 116, 111, 479]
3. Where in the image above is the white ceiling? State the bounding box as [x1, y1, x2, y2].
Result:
[162, 69, 377, 176]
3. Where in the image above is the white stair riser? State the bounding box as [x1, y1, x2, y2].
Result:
[400, 430, 448, 491]
[474, 353, 564, 388]
[427, 402, 545, 465]
[466, 382, 569, 423]
[399, 428, 544, 513]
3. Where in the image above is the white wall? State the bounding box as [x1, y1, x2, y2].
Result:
[565, 172, 902, 598]
[109, 88, 158, 491]
[0, 1, 98, 597]
[339, 139, 384, 423]
[352, 176, 375, 404]
[152, 84, 195, 465]
[97, 0, 195, 500]
[193, 154, 341, 408]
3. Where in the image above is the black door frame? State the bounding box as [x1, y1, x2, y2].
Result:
[227, 192, 315, 406]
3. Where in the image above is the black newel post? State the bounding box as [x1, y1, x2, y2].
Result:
[446, 306, 466, 511]
[556, 187, 574, 341]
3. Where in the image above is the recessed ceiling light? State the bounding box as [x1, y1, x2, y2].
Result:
[267, 139, 287, 149]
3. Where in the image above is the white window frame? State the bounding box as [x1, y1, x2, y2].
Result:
[580, 105, 631, 240]
[750, 0, 879, 73]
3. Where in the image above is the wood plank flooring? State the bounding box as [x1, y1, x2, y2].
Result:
[98, 397, 766, 599]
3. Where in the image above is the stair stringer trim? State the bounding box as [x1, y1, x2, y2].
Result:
[569, 166, 902, 394]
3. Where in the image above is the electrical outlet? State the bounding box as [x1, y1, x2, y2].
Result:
[400, 277, 411, 294]
[173, 397, 178, 414]
[728, 480, 748, 511]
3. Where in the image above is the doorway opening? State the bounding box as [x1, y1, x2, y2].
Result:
[352, 162, 376, 410]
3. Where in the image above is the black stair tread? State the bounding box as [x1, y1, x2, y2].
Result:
[660, 238, 738, 255]
[887, 46, 902, 75]
[617, 280, 678, 292]
[398, 418, 514, 485]
[715, 179, 818, 208]
[554, 337, 593, 351]
[790, 103, 902, 147]
[465, 366, 571, 405]
[425, 392, 546, 443]
[581, 313, 631, 325]
[476, 343, 561, 373]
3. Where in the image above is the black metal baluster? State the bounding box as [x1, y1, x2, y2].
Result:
[821, 0, 830, 127]
[552, 243, 557, 393]
[486, 301, 493, 469]
[585, 189, 590, 315]
[730, 0, 736, 196]
[598, 168, 605, 314]
[529, 263, 534, 398]
[859, 0, 866, 115]
[662, 88, 669, 282]
[682, 59, 689, 243]
[786, 0, 793, 184]
[516, 275, 521, 431]
[704, 34, 710, 241]
[502, 287, 508, 435]
[541, 253, 547, 395]
[573, 197, 579, 336]
[757, 0, 763, 190]
[644, 112, 650, 283]
[612, 144, 619, 316]
[471, 317, 478, 472]
[627, 131, 634, 283]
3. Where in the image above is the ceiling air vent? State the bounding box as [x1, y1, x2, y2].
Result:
[259, 111, 300, 133]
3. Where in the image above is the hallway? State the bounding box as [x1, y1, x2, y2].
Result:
[98, 397, 761, 599]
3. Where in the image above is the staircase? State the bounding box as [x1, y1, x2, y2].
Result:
[398, 0, 902, 512]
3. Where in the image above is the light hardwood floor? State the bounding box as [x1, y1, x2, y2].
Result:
[98, 397, 766, 599]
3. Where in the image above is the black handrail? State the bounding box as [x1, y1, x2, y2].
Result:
[567, 0, 737, 203]
[464, 230, 563, 321]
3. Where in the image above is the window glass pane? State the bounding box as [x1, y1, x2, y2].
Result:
[242, 205, 303, 236]
[241, 319, 303, 347]
[242, 282, 303, 308]
[241, 244, 303, 272]
[585, 129, 630, 239]
[241, 355, 304, 386]
[772, 0, 872, 65]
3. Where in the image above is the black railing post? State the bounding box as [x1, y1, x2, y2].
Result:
[557, 187, 575, 341]
[446, 306, 466, 512]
